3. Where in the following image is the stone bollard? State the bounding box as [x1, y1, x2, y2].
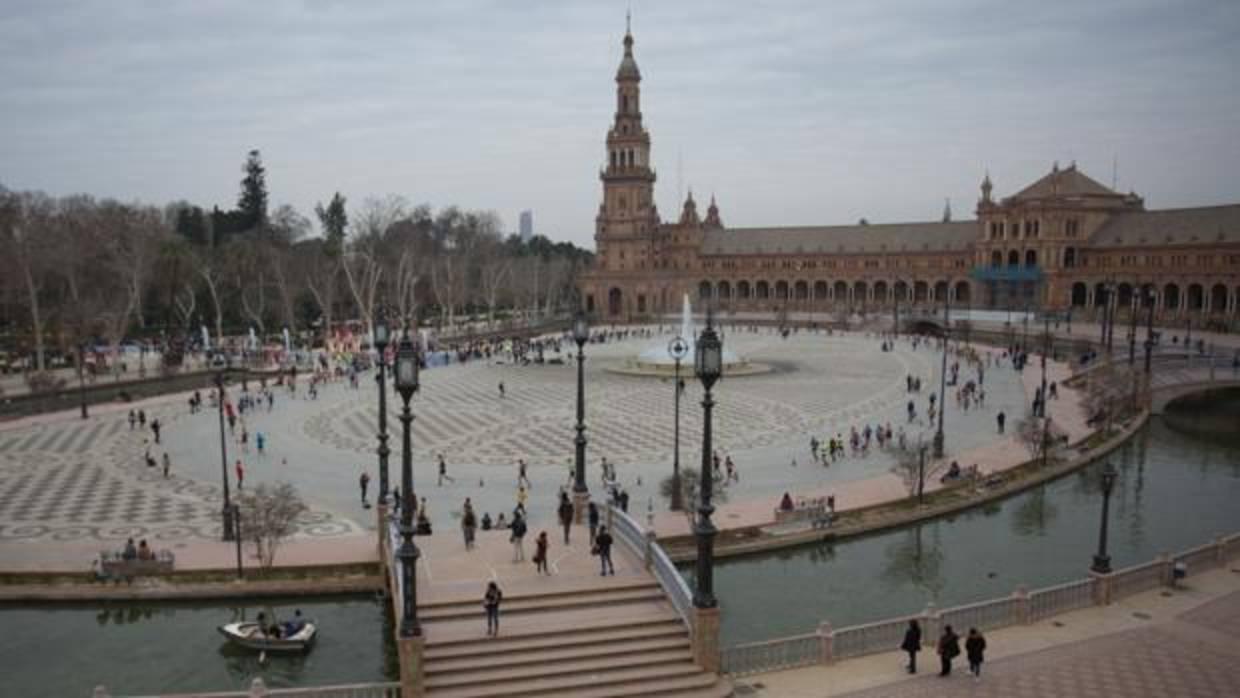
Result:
[1012, 585, 1030, 625]
[249, 677, 267, 697]
[93, 686, 110, 698]
[1157, 552, 1173, 586]
[817, 621, 835, 665]
[1090, 570, 1113, 606]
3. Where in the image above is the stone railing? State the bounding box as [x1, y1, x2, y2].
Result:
[386, 515, 405, 628]
[721, 531, 1240, 677]
[606, 504, 694, 630]
[94, 678, 401, 697]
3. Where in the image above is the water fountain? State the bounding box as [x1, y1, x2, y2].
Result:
[609, 294, 770, 377]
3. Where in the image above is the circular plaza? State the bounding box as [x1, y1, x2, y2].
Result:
[0, 327, 1033, 556]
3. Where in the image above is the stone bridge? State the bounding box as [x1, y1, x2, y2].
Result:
[1145, 354, 1240, 414]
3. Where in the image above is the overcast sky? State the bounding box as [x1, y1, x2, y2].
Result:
[2, 0, 1238, 247]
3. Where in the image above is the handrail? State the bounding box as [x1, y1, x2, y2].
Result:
[102, 681, 403, 697]
[606, 504, 695, 629]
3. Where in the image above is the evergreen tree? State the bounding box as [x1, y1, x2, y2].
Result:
[237, 149, 268, 231]
[314, 192, 348, 257]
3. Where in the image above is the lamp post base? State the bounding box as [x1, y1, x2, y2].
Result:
[690, 605, 722, 673]
[573, 490, 590, 525]
[932, 431, 945, 460]
[221, 506, 236, 542]
[1091, 555, 1111, 576]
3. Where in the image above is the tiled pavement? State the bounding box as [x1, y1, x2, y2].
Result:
[740, 567, 1240, 698]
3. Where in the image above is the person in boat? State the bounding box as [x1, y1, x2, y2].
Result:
[282, 609, 305, 637]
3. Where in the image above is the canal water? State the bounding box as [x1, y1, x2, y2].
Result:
[706, 388, 1240, 646]
[1, 596, 395, 697]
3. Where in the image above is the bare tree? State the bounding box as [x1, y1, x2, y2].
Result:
[343, 195, 405, 340]
[890, 439, 947, 500]
[1017, 414, 1067, 466]
[0, 191, 56, 371]
[238, 482, 307, 569]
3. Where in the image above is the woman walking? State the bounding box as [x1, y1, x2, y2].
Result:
[965, 627, 987, 680]
[937, 624, 960, 677]
[483, 581, 503, 636]
[595, 525, 615, 576]
[533, 531, 550, 575]
[900, 619, 921, 674]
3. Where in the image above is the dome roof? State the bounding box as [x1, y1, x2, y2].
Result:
[616, 32, 641, 81]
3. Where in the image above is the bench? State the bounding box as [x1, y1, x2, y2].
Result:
[774, 498, 833, 529]
[96, 550, 175, 583]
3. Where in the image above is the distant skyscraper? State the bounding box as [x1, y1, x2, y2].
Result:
[519, 210, 533, 242]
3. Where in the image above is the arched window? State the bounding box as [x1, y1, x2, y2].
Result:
[1210, 284, 1228, 313]
[991, 250, 1002, 267]
[1064, 247, 1076, 268]
[737, 281, 751, 299]
[775, 280, 789, 300]
[813, 280, 828, 300]
[756, 281, 770, 299]
[1025, 249, 1037, 267]
[622, 95, 628, 112]
[794, 280, 809, 300]
[698, 281, 712, 301]
[1188, 284, 1204, 311]
[1071, 282, 1088, 307]
[1008, 250, 1020, 267]
[609, 151, 616, 168]
[954, 281, 970, 304]
[1163, 283, 1180, 310]
[717, 281, 732, 300]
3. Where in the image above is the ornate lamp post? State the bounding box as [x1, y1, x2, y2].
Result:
[393, 331, 421, 637]
[669, 336, 689, 511]
[78, 342, 89, 419]
[693, 313, 723, 609]
[933, 293, 949, 458]
[374, 309, 392, 505]
[212, 352, 235, 541]
[1091, 462, 1118, 574]
[572, 310, 591, 522]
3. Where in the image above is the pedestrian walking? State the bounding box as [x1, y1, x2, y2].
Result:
[240, 427, 249, 453]
[533, 531, 550, 574]
[557, 491, 574, 544]
[483, 581, 503, 636]
[594, 525, 615, 576]
[965, 628, 987, 679]
[587, 501, 600, 545]
[510, 512, 528, 562]
[937, 625, 960, 677]
[996, 411, 1006, 434]
[360, 471, 371, 506]
[517, 459, 531, 489]
[498, 381, 505, 399]
[128, 410, 136, 430]
[162, 452, 171, 479]
[517, 484, 528, 512]
[900, 619, 921, 674]
[138, 409, 146, 427]
[256, 431, 265, 455]
[438, 453, 454, 486]
[235, 459, 245, 489]
[462, 498, 477, 549]
[150, 418, 161, 444]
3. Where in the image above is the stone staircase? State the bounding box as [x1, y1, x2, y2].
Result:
[420, 577, 731, 697]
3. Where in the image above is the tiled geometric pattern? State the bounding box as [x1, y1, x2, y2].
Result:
[834, 592, 1240, 698]
[0, 404, 358, 542]
[303, 333, 939, 467]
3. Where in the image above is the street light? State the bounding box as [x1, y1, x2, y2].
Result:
[572, 310, 591, 522]
[933, 292, 949, 458]
[668, 336, 689, 511]
[212, 352, 235, 542]
[1091, 462, 1118, 574]
[693, 311, 723, 610]
[78, 342, 88, 420]
[393, 330, 421, 638]
[374, 308, 392, 505]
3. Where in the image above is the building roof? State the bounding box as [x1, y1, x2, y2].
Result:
[701, 220, 978, 256]
[1007, 164, 1118, 202]
[616, 32, 641, 81]
[1088, 205, 1240, 248]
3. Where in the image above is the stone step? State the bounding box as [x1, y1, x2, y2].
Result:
[424, 608, 682, 649]
[427, 634, 690, 674]
[422, 575, 657, 608]
[550, 674, 733, 698]
[425, 661, 708, 698]
[426, 648, 693, 689]
[420, 586, 664, 622]
[425, 618, 686, 660]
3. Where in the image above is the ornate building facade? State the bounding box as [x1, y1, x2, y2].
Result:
[578, 28, 1240, 329]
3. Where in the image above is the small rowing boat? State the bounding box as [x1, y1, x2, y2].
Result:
[217, 620, 317, 652]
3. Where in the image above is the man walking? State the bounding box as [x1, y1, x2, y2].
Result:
[235, 459, 245, 490]
[517, 459, 531, 489]
[557, 491, 574, 544]
[359, 470, 371, 506]
[901, 619, 921, 674]
[462, 498, 477, 550]
[965, 627, 987, 680]
[150, 418, 161, 444]
[510, 512, 527, 562]
[937, 625, 960, 677]
[595, 525, 615, 576]
[996, 410, 1006, 434]
[483, 581, 503, 636]
[162, 452, 171, 479]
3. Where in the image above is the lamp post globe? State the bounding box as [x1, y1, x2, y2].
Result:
[693, 314, 722, 609]
[393, 330, 421, 637]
